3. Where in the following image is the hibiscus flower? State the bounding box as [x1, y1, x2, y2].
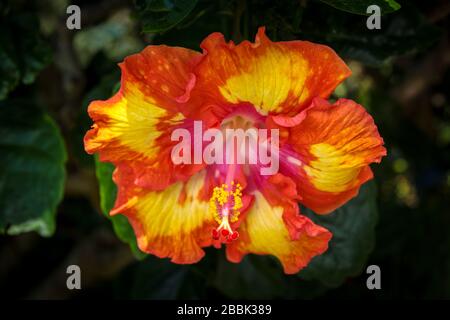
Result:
[84, 27, 386, 274]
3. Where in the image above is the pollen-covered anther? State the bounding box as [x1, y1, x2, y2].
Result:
[209, 181, 243, 242]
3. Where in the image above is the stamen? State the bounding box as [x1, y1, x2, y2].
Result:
[209, 181, 243, 243]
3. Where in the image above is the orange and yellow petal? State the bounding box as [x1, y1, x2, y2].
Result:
[111, 166, 216, 264]
[288, 98, 386, 214]
[84, 46, 202, 190]
[193, 27, 351, 116]
[226, 191, 331, 274]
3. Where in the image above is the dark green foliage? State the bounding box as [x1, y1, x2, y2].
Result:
[300, 182, 378, 287]
[0, 102, 66, 236]
[135, 0, 199, 33]
[318, 0, 401, 15]
[95, 157, 147, 260]
[116, 255, 209, 299]
[0, 10, 51, 100]
[300, 2, 441, 66]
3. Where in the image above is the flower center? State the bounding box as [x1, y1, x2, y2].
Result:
[209, 114, 251, 242]
[208, 109, 264, 242]
[221, 115, 255, 131]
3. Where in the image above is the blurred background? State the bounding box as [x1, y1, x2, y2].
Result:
[0, 0, 449, 299]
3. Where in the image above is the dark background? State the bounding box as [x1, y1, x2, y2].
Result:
[0, 0, 449, 299]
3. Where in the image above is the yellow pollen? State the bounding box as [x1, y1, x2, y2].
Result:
[209, 181, 243, 226]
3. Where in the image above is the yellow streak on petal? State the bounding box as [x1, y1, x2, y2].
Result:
[133, 171, 212, 240]
[230, 191, 331, 273]
[94, 83, 184, 159]
[243, 192, 290, 257]
[304, 143, 364, 193]
[218, 46, 309, 114]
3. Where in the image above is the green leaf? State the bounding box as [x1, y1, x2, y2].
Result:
[0, 12, 52, 100]
[319, 0, 401, 15]
[94, 156, 146, 260]
[212, 253, 333, 299]
[116, 256, 207, 299]
[299, 181, 378, 287]
[0, 101, 66, 236]
[135, 0, 199, 33]
[152, 0, 232, 50]
[213, 253, 289, 299]
[94, 156, 117, 215]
